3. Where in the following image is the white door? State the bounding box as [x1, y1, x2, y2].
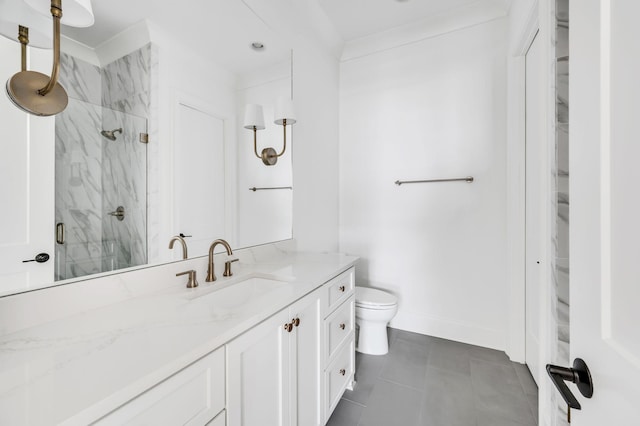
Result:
[569, 0, 640, 422]
[0, 38, 54, 295]
[289, 289, 322, 426]
[174, 100, 226, 258]
[525, 30, 542, 386]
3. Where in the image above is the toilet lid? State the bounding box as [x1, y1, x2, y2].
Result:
[355, 287, 397, 307]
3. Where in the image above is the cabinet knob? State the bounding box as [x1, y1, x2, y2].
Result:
[339, 369, 346, 376]
[293, 317, 300, 327]
[339, 285, 345, 292]
[339, 323, 346, 330]
[284, 323, 293, 333]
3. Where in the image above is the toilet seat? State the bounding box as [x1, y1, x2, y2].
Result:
[355, 287, 397, 309]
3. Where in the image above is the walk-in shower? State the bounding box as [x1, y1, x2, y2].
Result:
[55, 99, 148, 281]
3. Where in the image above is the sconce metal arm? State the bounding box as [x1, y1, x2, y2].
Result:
[38, 0, 62, 96]
[277, 118, 288, 157]
[252, 126, 262, 159]
[18, 26, 29, 72]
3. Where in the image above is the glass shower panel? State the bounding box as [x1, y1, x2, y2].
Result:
[55, 98, 148, 281]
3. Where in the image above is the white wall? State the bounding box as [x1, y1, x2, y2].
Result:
[146, 21, 239, 262]
[291, 36, 341, 252]
[339, 18, 509, 350]
[236, 61, 293, 248]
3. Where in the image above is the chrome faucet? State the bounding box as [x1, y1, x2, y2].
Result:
[169, 235, 188, 260]
[206, 239, 238, 282]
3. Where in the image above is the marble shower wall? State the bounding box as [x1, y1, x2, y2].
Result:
[101, 45, 151, 271]
[555, 0, 570, 423]
[55, 46, 152, 280]
[55, 54, 104, 280]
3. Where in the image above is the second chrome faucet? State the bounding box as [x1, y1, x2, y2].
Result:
[206, 239, 238, 282]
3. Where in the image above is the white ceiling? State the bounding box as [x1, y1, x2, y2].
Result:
[59, 0, 291, 73]
[54, 0, 511, 71]
[317, 0, 509, 41]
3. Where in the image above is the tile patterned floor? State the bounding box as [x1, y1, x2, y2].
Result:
[327, 329, 538, 426]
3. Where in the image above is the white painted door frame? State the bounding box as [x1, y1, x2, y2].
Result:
[506, 0, 558, 424]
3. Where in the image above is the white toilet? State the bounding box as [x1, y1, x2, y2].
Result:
[355, 287, 398, 355]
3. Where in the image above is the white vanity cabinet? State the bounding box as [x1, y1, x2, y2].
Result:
[226, 267, 356, 426]
[321, 267, 355, 422]
[95, 346, 225, 425]
[226, 286, 323, 426]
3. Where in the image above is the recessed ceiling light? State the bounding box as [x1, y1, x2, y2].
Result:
[251, 42, 265, 51]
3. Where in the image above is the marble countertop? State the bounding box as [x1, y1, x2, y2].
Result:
[0, 251, 357, 425]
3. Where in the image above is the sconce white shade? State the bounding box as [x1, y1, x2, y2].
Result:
[23, 0, 94, 28]
[274, 96, 296, 125]
[243, 104, 265, 130]
[0, 0, 52, 48]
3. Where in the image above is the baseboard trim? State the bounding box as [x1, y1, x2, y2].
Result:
[390, 310, 505, 351]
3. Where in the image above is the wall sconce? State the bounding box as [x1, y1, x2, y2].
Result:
[243, 103, 268, 163]
[272, 96, 296, 166]
[243, 98, 296, 166]
[3, 0, 94, 117]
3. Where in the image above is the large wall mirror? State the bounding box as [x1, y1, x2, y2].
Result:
[0, 1, 294, 296]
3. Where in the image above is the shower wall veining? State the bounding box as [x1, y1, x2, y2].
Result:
[554, 0, 570, 423]
[55, 45, 156, 280]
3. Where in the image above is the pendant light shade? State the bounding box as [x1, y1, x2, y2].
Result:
[0, 0, 52, 48]
[23, 0, 94, 27]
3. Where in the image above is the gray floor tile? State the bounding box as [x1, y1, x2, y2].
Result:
[358, 379, 423, 426]
[332, 329, 539, 426]
[513, 362, 538, 397]
[476, 409, 536, 426]
[418, 367, 476, 426]
[527, 393, 538, 424]
[428, 340, 471, 377]
[387, 327, 400, 345]
[473, 390, 535, 425]
[394, 329, 435, 349]
[470, 358, 522, 393]
[343, 352, 387, 406]
[326, 399, 364, 426]
[380, 337, 429, 390]
[471, 360, 536, 425]
[468, 345, 512, 366]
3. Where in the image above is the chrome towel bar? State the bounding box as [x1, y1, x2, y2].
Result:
[395, 176, 474, 186]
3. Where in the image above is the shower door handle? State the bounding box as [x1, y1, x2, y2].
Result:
[56, 222, 65, 244]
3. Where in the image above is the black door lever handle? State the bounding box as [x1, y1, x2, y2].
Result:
[546, 358, 594, 410]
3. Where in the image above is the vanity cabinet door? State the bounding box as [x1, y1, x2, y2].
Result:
[289, 288, 323, 426]
[226, 288, 324, 426]
[227, 308, 292, 426]
[95, 347, 225, 425]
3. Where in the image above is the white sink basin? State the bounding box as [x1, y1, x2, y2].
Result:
[190, 276, 292, 313]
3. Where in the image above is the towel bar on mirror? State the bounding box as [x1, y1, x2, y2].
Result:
[395, 177, 474, 186]
[249, 186, 293, 192]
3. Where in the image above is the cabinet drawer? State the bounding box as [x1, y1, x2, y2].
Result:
[96, 347, 225, 425]
[324, 337, 355, 420]
[325, 298, 354, 363]
[326, 267, 354, 314]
